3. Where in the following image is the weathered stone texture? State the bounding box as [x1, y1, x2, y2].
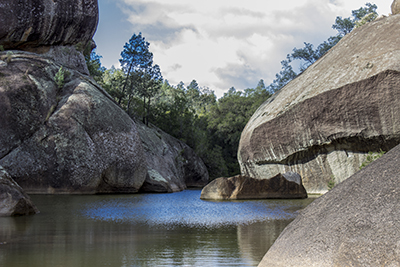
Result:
[0, 0, 98, 49]
[258, 143, 400, 267]
[0, 166, 38, 216]
[0, 51, 147, 194]
[200, 172, 307, 200]
[135, 120, 209, 193]
[238, 15, 400, 193]
[392, 0, 400, 15]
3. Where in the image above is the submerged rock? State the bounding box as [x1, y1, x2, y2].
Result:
[200, 172, 307, 200]
[238, 14, 400, 194]
[0, 51, 147, 194]
[135, 120, 209, 193]
[259, 143, 400, 267]
[0, 166, 38, 216]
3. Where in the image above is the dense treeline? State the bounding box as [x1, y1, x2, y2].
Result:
[88, 54, 271, 178]
[86, 3, 378, 180]
[267, 3, 378, 92]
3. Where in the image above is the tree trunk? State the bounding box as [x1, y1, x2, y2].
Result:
[146, 97, 151, 126]
[142, 95, 146, 125]
[119, 63, 133, 105]
[127, 94, 132, 116]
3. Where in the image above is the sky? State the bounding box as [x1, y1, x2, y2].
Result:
[94, 0, 391, 97]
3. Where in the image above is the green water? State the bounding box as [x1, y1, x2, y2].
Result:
[0, 190, 314, 267]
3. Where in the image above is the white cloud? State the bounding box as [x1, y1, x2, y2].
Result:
[96, 0, 391, 97]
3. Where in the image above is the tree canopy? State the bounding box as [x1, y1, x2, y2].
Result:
[119, 33, 163, 125]
[86, 3, 379, 181]
[267, 2, 378, 93]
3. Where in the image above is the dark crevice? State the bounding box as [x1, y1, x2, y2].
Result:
[254, 135, 400, 166]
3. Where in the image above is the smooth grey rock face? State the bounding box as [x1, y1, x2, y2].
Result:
[200, 173, 307, 200]
[238, 15, 400, 194]
[0, 51, 147, 194]
[0, 0, 98, 49]
[258, 143, 400, 267]
[135, 120, 209, 193]
[0, 166, 39, 216]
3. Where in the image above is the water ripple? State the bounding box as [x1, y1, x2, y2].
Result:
[82, 190, 309, 228]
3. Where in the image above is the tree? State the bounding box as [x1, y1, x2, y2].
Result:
[119, 32, 153, 105]
[267, 56, 297, 93]
[207, 85, 270, 176]
[134, 65, 163, 125]
[85, 49, 106, 83]
[332, 17, 354, 36]
[101, 66, 126, 101]
[267, 3, 378, 92]
[333, 2, 377, 35]
[119, 32, 163, 125]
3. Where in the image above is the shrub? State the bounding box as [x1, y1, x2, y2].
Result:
[327, 175, 336, 190]
[359, 149, 385, 169]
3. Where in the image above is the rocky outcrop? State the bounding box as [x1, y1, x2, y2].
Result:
[0, 166, 38, 216]
[0, 0, 98, 49]
[258, 143, 400, 267]
[136, 120, 209, 193]
[0, 0, 98, 75]
[238, 14, 400, 194]
[0, 51, 147, 194]
[392, 0, 400, 15]
[200, 172, 307, 200]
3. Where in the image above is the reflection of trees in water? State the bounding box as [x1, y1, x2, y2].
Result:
[0, 194, 314, 267]
[237, 220, 294, 265]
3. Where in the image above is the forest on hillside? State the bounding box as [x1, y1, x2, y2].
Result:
[85, 3, 378, 179]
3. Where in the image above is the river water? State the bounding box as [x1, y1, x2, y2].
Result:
[0, 190, 314, 267]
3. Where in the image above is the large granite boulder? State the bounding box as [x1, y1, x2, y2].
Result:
[0, 166, 38, 216]
[0, 0, 98, 50]
[238, 14, 400, 194]
[259, 143, 400, 267]
[392, 0, 400, 15]
[0, 51, 147, 194]
[135, 120, 209, 193]
[200, 172, 307, 200]
[0, 0, 98, 75]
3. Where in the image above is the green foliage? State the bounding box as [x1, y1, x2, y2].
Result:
[332, 16, 354, 36]
[267, 56, 297, 93]
[94, 37, 271, 180]
[0, 45, 4, 52]
[267, 3, 378, 92]
[355, 12, 378, 28]
[6, 51, 13, 63]
[54, 67, 66, 89]
[359, 150, 385, 170]
[85, 49, 106, 83]
[327, 176, 336, 190]
[352, 3, 378, 21]
[101, 66, 126, 101]
[119, 32, 163, 125]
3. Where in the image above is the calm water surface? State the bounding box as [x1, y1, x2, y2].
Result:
[0, 190, 314, 267]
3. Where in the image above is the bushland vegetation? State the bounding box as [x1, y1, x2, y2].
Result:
[85, 3, 378, 180]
